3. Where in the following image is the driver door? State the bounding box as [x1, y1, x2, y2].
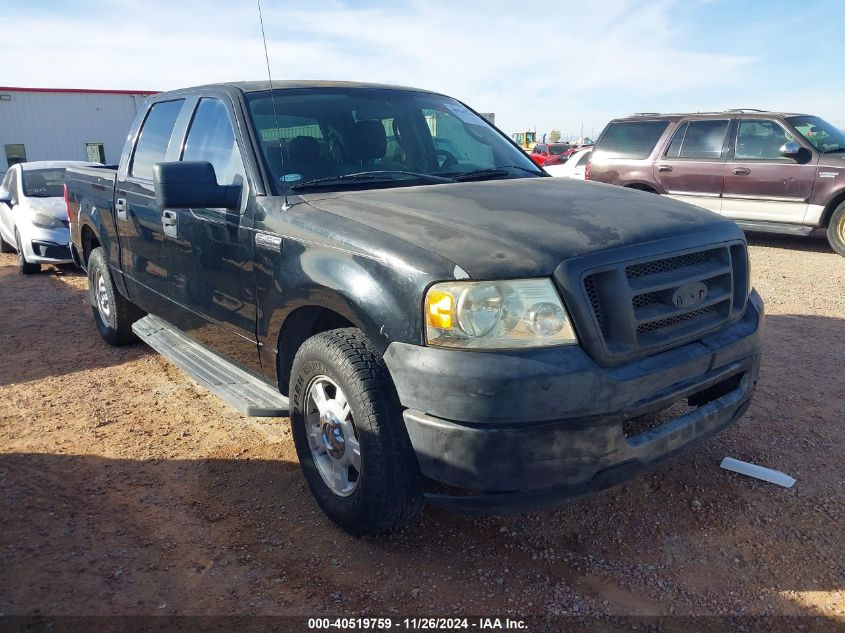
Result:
[164, 96, 260, 374]
[722, 118, 818, 223]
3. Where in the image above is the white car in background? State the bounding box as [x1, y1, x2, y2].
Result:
[0, 161, 100, 274]
[544, 147, 592, 180]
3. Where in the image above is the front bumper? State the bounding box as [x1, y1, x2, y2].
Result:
[384, 291, 764, 513]
[20, 225, 72, 264]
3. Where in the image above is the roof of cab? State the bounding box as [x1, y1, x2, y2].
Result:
[157, 80, 443, 97]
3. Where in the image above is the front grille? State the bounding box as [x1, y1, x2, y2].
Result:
[625, 250, 711, 278]
[581, 243, 748, 359]
[636, 305, 718, 334]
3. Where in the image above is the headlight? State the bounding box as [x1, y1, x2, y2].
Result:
[31, 211, 64, 229]
[424, 278, 578, 349]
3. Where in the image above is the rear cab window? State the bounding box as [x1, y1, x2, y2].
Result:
[594, 120, 670, 159]
[130, 99, 185, 180]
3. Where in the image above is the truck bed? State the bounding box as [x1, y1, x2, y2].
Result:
[66, 164, 119, 269]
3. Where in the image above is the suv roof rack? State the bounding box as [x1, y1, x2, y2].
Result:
[724, 108, 768, 113]
[630, 112, 662, 116]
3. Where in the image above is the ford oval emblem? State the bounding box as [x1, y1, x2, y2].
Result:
[672, 281, 708, 308]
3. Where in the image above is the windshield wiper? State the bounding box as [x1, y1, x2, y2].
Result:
[821, 147, 845, 154]
[447, 165, 543, 181]
[289, 171, 454, 191]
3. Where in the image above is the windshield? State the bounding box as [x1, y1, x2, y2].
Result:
[22, 168, 66, 198]
[787, 116, 845, 153]
[548, 144, 571, 155]
[246, 88, 542, 193]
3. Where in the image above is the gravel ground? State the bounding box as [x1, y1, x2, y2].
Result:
[0, 233, 843, 623]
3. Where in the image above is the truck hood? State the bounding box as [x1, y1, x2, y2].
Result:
[303, 178, 739, 278]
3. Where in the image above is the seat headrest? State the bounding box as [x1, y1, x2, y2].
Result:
[350, 120, 387, 161]
[289, 136, 320, 163]
[26, 174, 48, 188]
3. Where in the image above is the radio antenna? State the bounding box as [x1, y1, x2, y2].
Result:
[257, 0, 290, 210]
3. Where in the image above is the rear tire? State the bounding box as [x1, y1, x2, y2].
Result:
[289, 328, 423, 536]
[15, 229, 40, 274]
[0, 232, 14, 253]
[87, 247, 142, 345]
[827, 202, 845, 257]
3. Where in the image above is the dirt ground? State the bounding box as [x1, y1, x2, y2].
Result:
[0, 234, 843, 624]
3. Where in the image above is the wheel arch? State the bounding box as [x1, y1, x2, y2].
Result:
[275, 304, 360, 397]
[624, 182, 660, 194]
[79, 222, 102, 266]
[821, 190, 845, 227]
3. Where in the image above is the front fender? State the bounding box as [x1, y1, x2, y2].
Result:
[255, 240, 425, 354]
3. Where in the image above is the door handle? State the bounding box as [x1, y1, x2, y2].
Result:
[733, 167, 751, 176]
[115, 198, 127, 220]
[657, 165, 673, 173]
[161, 210, 178, 237]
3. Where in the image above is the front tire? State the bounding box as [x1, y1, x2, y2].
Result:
[15, 229, 40, 274]
[289, 328, 423, 535]
[827, 202, 845, 257]
[87, 247, 142, 345]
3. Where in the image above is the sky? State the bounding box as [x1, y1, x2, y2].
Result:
[2, 0, 844, 140]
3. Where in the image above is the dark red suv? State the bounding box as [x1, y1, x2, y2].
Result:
[587, 110, 845, 256]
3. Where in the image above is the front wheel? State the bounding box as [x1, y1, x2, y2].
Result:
[289, 328, 423, 535]
[827, 202, 845, 257]
[15, 229, 40, 274]
[87, 247, 142, 345]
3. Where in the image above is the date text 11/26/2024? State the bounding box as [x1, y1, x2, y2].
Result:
[307, 617, 528, 630]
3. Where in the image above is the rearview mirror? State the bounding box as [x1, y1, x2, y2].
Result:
[779, 141, 802, 158]
[0, 187, 11, 205]
[152, 161, 241, 210]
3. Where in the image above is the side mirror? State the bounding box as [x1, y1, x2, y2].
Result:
[779, 141, 802, 158]
[152, 161, 241, 211]
[0, 188, 11, 205]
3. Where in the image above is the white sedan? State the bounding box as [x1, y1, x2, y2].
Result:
[0, 161, 99, 274]
[544, 148, 592, 180]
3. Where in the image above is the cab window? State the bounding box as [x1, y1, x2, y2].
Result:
[735, 119, 794, 160]
[182, 98, 245, 185]
[130, 99, 185, 180]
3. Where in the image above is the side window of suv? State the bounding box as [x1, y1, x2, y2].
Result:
[735, 119, 794, 160]
[130, 99, 185, 180]
[665, 119, 730, 159]
[182, 98, 245, 186]
[596, 120, 670, 159]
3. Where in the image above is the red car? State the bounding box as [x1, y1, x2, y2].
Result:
[529, 143, 573, 166]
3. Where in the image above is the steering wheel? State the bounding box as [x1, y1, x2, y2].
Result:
[435, 149, 458, 169]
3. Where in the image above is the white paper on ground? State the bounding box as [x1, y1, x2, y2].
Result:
[720, 457, 796, 488]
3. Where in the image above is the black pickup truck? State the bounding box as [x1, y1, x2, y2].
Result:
[66, 81, 764, 535]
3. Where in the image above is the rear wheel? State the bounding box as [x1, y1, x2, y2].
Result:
[827, 202, 845, 257]
[289, 328, 423, 535]
[15, 229, 40, 274]
[0, 231, 14, 253]
[87, 247, 142, 345]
